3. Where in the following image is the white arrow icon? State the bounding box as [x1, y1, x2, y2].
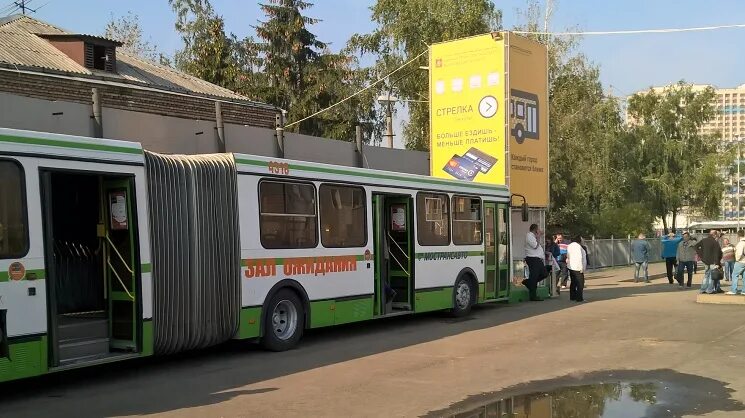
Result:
[479, 96, 498, 118]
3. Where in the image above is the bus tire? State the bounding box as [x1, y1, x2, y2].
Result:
[261, 289, 304, 351]
[452, 275, 476, 317]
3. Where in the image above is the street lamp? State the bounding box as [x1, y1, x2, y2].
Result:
[378, 93, 398, 148]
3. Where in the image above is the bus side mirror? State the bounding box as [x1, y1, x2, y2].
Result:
[521, 202, 529, 222]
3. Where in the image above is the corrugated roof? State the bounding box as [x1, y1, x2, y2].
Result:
[0, 15, 275, 107]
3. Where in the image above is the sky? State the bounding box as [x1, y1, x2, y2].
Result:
[8, 0, 745, 145]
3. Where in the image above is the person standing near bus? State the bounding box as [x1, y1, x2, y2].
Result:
[566, 236, 587, 302]
[661, 232, 683, 284]
[695, 230, 723, 294]
[721, 238, 735, 282]
[728, 230, 745, 295]
[524, 224, 545, 301]
[676, 232, 696, 288]
[555, 234, 570, 288]
[631, 233, 651, 283]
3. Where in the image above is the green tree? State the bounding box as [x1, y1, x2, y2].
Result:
[349, 0, 502, 150]
[255, 1, 377, 140]
[169, 0, 243, 90]
[627, 82, 722, 232]
[515, 0, 650, 238]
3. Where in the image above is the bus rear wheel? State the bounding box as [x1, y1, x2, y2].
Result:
[452, 276, 475, 317]
[261, 289, 304, 351]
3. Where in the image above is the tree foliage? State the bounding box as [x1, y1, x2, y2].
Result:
[349, 0, 502, 150]
[104, 12, 164, 63]
[168, 0, 375, 141]
[627, 83, 722, 232]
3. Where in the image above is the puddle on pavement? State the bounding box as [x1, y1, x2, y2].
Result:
[426, 369, 745, 418]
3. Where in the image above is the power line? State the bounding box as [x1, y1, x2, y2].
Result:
[285, 49, 428, 129]
[13, 0, 38, 15]
[513, 23, 745, 36]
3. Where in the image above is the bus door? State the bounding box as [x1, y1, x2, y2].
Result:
[483, 202, 498, 300]
[496, 204, 510, 298]
[102, 178, 139, 351]
[373, 194, 414, 315]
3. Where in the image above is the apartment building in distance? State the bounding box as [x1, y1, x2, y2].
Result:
[626, 83, 745, 223]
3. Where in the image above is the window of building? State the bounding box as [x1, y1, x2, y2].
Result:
[0, 161, 28, 259]
[417, 193, 450, 246]
[452, 196, 482, 245]
[319, 184, 366, 248]
[259, 180, 317, 249]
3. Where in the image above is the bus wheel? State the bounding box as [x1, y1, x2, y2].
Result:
[452, 276, 475, 317]
[262, 289, 304, 351]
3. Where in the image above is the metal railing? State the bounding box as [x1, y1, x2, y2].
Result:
[104, 234, 135, 300]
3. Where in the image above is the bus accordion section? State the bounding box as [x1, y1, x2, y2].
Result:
[144, 152, 241, 354]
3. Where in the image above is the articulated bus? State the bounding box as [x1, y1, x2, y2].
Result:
[0, 128, 513, 382]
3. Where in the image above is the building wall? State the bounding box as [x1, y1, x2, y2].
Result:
[0, 70, 277, 129]
[0, 91, 93, 136]
[0, 91, 432, 174]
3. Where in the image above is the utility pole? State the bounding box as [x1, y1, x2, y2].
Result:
[738, 140, 741, 232]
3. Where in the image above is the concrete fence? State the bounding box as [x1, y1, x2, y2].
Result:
[583, 237, 664, 270]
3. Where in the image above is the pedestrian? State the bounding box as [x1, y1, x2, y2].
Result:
[661, 232, 683, 284]
[545, 239, 560, 296]
[631, 233, 652, 283]
[675, 232, 696, 289]
[695, 230, 724, 294]
[566, 236, 588, 302]
[555, 234, 570, 289]
[721, 238, 735, 282]
[524, 224, 546, 301]
[545, 237, 561, 295]
[727, 230, 745, 295]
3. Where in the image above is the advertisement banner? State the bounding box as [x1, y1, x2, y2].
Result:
[507, 33, 549, 207]
[429, 34, 506, 185]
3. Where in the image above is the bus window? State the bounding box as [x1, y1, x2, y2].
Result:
[0, 160, 28, 258]
[319, 184, 366, 248]
[259, 180, 317, 249]
[452, 196, 482, 245]
[416, 193, 449, 246]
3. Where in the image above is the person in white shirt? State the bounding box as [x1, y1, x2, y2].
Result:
[566, 236, 588, 302]
[524, 223, 545, 301]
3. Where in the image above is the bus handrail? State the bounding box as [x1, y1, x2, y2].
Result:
[105, 234, 133, 275]
[387, 232, 410, 262]
[106, 259, 135, 300]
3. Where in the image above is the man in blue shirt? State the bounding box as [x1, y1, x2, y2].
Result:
[631, 233, 652, 283]
[661, 232, 683, 284]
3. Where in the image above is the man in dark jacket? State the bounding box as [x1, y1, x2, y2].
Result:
[695, 230, 723, 294]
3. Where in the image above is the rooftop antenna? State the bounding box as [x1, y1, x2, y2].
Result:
[14, 0, 37, 15]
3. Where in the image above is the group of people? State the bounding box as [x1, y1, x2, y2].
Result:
[524, 225, 587, 303]
[630, 229, 745, 295]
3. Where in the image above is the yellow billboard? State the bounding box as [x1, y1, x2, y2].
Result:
[429, 34, 506, 185]
[507, 33, 549, 207]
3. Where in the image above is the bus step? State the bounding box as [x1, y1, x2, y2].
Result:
[59, 337, 110, 360]
[58, 318, 108, 341]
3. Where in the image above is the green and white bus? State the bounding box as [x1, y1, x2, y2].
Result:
[0, 128, 514, 382]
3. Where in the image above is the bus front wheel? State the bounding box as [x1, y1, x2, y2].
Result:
[452, 276, 476, 317]
[262, 289, 304, 351]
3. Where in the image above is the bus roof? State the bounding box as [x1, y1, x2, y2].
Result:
[0, 127, 144, 165]
[0, 128, 511, 200]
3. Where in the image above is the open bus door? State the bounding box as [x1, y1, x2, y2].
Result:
[102, 179, 139, 352]
[484, 202, 510, 300]
[373, 194, 414, 316]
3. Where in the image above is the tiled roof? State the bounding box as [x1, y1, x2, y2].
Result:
[0, 15, 275, 108]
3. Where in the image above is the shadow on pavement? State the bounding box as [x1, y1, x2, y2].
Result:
[0, 277, 705, 417]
